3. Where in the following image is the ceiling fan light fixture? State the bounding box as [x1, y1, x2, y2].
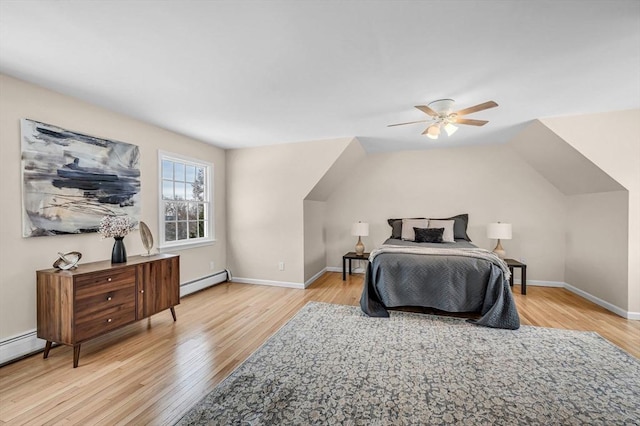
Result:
[388, 99, 498, 140]
[444, 122, 458, 136]
[426, 124, 441, 139]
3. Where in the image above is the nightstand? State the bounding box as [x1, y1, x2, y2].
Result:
[342, 252, 370, 280]
[504, 258, 527, 295]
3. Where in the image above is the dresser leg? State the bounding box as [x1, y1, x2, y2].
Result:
[43, 341, 52, 359]
[73, 344, 81, 368]
[170, 306, 177, 322]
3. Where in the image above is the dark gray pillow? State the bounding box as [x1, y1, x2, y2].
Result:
[387, 217, 425, 239]
[388, 214, 471, 240]
[430, 214, 471, 241]
[414, 227, 444, 243]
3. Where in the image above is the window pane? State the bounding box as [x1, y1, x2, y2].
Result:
[186, 183, 195, 200]
[188, 204, 197, 220]
[188, 221, 198, 239]
[164, 202, 176, 221]
[175, 163, 185, 182]
[175, 182, 186, 200]
[177, 203, 187, 220]
[198, 203, 206, 220]
[185, 165, 196, 183]
[194, 168, 205, 201]
[198, 220, 205, 238]
[165, 222, 176, 241]
[162, 160, 173, 180]
[162, 180, 174, 200]
[177, 222, 187, 240]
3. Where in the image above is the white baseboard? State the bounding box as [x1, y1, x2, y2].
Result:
[563, 282, 635, 320]
[514, 280, 637, 319]
[304, 268, 327, 288]
[232, 277, 305, 289]
[180, 270, 229, 297]
[515, 279, 564, 287]
[0, 330, 46, 366]
[326, 266, 365, 274]
[627, 311, 640, 320]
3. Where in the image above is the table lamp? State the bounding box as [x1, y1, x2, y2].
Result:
[351, 221, 369, 256]
[487, 222, 512, 259]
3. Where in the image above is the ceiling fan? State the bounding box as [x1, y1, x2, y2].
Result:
[388, 99, 498, 139]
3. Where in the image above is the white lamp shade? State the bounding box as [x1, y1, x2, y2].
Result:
[444, 123, 458, 136]
[351, 222, 369, 237]
[487, 223, 512, 240]
[426, 125, 440, 139]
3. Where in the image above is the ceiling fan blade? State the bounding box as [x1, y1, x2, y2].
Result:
[456, 118, 489, 126]
[387, 119, 430, 127]
[415, 105, 439, 117]
[456, 101, 498, 116]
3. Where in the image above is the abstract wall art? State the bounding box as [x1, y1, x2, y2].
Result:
[21, 119, 141, 237]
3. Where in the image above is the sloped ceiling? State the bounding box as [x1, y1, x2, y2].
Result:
[305, 138, 366, 202]
[509, 120, 625, 195]
[1, 1, 639, 152]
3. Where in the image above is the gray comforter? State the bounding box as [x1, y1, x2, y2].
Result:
[360, 239, 520, 329]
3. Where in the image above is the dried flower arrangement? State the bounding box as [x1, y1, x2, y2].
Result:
[99, 215, 134, 238]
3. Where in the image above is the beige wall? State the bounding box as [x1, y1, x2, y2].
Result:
[303, 200, 326, 282]
[324, 144, 568, 283]
[542, 110, 640, 313]
[0, 74, 227, 339]
[225, 137, 354, 284]
[565, 191, 629, 309]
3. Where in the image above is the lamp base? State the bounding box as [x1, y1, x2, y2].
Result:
[492, 239, 506, 259]
[355, 236, 365, 256]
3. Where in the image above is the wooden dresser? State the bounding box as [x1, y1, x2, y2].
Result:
[36, 254, 179, 368]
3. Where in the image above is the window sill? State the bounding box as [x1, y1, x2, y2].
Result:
[159, 239, 216, 252]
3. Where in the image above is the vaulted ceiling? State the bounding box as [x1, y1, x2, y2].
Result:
[1, 1, 638, 152]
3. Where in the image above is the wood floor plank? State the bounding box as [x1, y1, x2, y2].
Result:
[0, 273, 637, 425]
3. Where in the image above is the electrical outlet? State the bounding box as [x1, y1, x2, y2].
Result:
[209, 261, 215, 270]
[278, 261, 285, 271]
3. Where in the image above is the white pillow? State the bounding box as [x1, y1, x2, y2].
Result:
[401, 218, 429, 241]
[428, 219, 455, 243]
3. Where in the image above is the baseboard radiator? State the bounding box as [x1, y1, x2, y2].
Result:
[180, 269, 231, 297]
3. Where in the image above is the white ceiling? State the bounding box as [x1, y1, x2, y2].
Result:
[1, 1, 639, 152]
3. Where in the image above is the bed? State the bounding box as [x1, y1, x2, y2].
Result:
[360, 216, 520, 330]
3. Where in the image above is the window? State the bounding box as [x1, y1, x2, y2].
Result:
[159, 152, 213, 249]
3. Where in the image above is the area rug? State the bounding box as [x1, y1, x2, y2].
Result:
[177, 302, 640, 425]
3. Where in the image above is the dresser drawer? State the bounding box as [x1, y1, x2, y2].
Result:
[76, 284, 136, 321]
[75, 268, 135, 289]
[74, 302, 136, 342]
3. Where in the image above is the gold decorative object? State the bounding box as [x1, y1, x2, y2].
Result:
[139, 221, 154, 256]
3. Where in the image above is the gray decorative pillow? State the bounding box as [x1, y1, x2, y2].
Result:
[414, 227, 444, 243]
[389, 214, 471, 241]
[387, 217, 425, 239]
[430, 214, 471, 241]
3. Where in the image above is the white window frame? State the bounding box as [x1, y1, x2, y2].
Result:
[158, 150, 215, 251]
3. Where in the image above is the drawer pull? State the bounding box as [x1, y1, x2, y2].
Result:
[140, 290, 144, 294]
[107, 277, 112, 282]
[107, 318, 112, 323]
[107, 296, 112, 301]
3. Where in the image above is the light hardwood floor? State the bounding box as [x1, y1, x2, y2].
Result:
[1, 272, 638, 425]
